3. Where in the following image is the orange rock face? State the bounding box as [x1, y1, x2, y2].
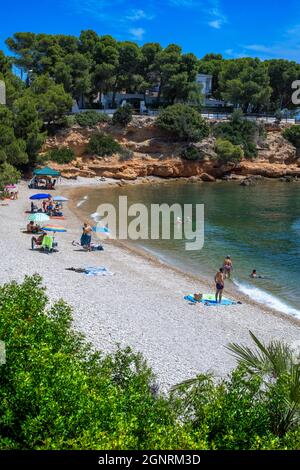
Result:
[40, 117, 300, 180]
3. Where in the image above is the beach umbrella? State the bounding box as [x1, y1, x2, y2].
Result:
[30, 193, 51, 200]
[28, 213, 50, 223]
[43, 225, 67, 233]
[53, 196, 69, 202]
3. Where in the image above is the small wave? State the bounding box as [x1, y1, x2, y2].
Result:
[234, 280, 300, 318]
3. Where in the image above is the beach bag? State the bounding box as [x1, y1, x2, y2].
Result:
[194, 293, 203, 301]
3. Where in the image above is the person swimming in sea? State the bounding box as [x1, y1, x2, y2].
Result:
[250, 269, 264, 279]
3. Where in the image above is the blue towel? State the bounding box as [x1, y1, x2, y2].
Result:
[84, 266, 113, 276]
[184, 295, 236, 306]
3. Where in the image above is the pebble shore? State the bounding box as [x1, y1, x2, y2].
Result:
[1, 180, 299, 390]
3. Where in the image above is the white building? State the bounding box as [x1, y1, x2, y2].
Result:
[0, 80, 6, 105]
[196, 73, 213, 96]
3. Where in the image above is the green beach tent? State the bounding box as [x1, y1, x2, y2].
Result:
[33, 166, 61, 177]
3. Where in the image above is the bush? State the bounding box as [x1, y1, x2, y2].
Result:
[214, 109, 259, 158]
[0, 276, 300, 450]
[157, 104, 210, 142]
[112, 104, 133, 127]
[0, 162, 21, 191]
[0, 275, 182, 450]
[215, 139, 244, 164]
[75, 111, 109, 127]
[283, 125, 300, 148]
[88, 132, 121, 157]
[181, 146, 202, 161]
[45, 147, 75, 164]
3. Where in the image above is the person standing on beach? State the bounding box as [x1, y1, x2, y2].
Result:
[223, 255, 233, 279]
[81, 222, 93, 251]
[215, 268, 225, 303]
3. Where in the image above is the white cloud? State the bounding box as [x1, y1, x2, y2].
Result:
[209, 19, 222, 29]
[168, 0, 201, 6]
[207, 2, 227, 29]
[126, 9, 154, 21]
[244, 44, 273, 53]
[129, 28, 146, 41]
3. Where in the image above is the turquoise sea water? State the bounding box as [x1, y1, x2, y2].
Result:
[76, 181, 300, 318]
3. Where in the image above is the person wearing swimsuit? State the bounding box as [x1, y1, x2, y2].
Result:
[223, 255, 233, 279]
[215, 268, 225, 303]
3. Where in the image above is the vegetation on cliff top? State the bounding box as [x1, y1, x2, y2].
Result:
[157, 104, 209, 142]
[0, 275, 299, 450]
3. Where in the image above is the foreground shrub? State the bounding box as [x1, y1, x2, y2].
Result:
[112, 104, 133, 127]
[283, 125, 300, 149]
[45, 147, 75, 164]
[0, 277, 299, 450]
[157, 104, 209, 142]
[213, 109, 259, 158]
[75, 110, 109, 127]
[87, 132, 121, 157]
[215, 139, 244, 164]
[171, 331, 300, 450]
[0, 275, 186, 450]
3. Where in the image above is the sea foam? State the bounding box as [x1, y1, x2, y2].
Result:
[234, 280, 300, 319]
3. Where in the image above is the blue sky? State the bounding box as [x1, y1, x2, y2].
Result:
[1, 0, 300, 61]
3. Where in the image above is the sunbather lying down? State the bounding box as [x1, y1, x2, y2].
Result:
[72, 240, 104, 251]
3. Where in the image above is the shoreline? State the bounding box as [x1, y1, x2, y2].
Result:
[63, 179, 300, 328]
[1, 179, 299, 391]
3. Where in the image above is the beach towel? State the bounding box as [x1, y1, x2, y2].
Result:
[42, 235, 54, 251]
[184, 293, 237, 306]
[84, 266, 114, 276]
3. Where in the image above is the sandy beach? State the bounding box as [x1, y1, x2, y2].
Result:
[1, 180, 299, 391]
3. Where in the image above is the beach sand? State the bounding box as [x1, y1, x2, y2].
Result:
[1, 180, 299, 390]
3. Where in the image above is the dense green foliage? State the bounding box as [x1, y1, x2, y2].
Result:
[0, 276, 185, 450]
[157, 104, 210, 142]
[0, 276, 299, 450]
[45, 147, 75, 164]
[75, 110, 109, 127]
[112, 104, 133, 126]
[218, 58, 272, 112]
[87, 132, 122, 157]
[213, 110, 259, 158]
[283, 125, 300, 149]
[6, 32, 300, 112]
[181, 146, 202, 161]
[215, 139, 244, 164]
[0, 163, 21, 191]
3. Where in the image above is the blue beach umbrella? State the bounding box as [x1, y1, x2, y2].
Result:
[29, 193, 51, 200]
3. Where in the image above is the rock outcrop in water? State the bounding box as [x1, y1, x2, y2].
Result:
[41, 116, 300, 181]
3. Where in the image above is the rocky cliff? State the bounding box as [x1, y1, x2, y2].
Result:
[41, 116, 300, 181]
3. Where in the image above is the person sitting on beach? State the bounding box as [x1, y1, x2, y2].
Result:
[31, 231, 46, 249]
[80, 222, 93, 251]
[27, 221, 39, 234]
[215, 268, 225, 303]
[31, 201, 38, 213]
[223, 255, 233, 279]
